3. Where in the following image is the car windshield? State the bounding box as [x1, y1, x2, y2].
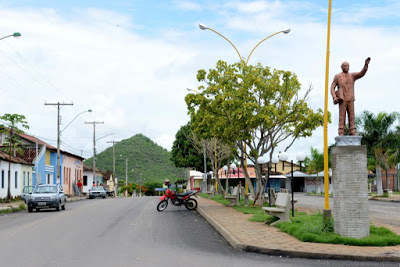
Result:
[92, 186, 103, 190]
[33, 186, 57, 194]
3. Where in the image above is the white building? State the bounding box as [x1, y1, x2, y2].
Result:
[0, 150, 33, 199]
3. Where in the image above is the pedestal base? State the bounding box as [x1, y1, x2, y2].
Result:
[331, 143, 369, 239]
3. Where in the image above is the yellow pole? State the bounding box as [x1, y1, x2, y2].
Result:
[323, 0, 332, 213]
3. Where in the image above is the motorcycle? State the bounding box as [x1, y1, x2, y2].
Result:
[157, 187, 198, 212]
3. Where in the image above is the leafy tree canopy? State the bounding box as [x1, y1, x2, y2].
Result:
[185, 61, 327, 198]
[170, 122, 210, 172]
[186, 60, 326, 170]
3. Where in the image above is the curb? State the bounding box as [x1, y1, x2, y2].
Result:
[197, 205, 400, 262]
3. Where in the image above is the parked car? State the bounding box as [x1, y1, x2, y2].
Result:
[27, 184, 66, 213]
[88, 186, 107, 199]
[21, 185, 35, 204]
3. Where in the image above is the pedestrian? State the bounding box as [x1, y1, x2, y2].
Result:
[93, 181, 95, 187]
[77, 179, 83, 196]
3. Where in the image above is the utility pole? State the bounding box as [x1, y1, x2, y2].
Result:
[125, 158, 128, 197]
[107, 141, 119, 178]
[45, 102, 73, 184]
[85, 121, 104, 186]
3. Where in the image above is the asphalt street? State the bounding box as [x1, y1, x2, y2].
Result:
[0, 197, 397, 266]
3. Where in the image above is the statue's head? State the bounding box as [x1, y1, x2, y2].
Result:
[341, 62, 349, 73]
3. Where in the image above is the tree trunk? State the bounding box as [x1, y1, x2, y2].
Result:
[376, 165, 383, 195]
[240, 156, 255, 198]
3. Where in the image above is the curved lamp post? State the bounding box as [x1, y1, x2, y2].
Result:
[199, 23, 290, 198]
[278, 152, 305, 217]
[58, 109, 92, 187]
[61, 109, 92, 133]
[0, 32, 21, 41]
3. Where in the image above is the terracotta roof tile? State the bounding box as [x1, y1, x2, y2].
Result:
[0, 150, 33, 165]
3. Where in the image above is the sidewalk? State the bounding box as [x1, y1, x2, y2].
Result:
[369, 194, 400, 203]
[0, 195, 83, 211]
[197, 197, 400, 262]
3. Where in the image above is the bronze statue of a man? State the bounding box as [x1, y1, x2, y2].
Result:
[331, 57, 371, 136]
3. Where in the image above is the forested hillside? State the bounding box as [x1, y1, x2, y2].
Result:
[84, 134, 186, 184]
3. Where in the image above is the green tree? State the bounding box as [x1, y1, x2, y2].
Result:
[386, 126, 400, 171]
[171, 122, 210, 172]
[356, 111, 399, 195]
[0, 114, 29, 202]
[186, 61, 326, 201]
[144, 181, 162, 196]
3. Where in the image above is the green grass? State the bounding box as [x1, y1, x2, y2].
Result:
[202, 194, 277, 223]
[0, 203, 25, 214]
[276, 212, 400, 246]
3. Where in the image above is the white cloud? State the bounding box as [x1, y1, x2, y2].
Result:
[0, 1, 399, 162]
[173, 1, 202, 11]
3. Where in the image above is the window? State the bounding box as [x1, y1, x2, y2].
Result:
[47, 174, 51, 184]
[15, 171, 18, 189]
[28, 172, 30, 186]
[23, 172, 26, 186]
[1, 170, 4, 188]
[83, 175, 88, 186]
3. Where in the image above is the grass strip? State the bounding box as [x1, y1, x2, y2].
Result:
[0, 203, 26, 214]
[202, 194, 277, 223]
[276, 212, 400, 246]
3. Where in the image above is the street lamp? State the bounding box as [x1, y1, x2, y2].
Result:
[0, 32, 21, 41]
[199, 23, 290, 198]
[61, 109, 92, 133]
[278, 152, 305, 217]
[58, 109, 92, 186]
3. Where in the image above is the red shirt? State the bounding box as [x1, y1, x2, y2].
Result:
[77, 182, 83, 188]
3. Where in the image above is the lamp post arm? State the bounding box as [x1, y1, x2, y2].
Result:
[0, 35, 13, 41]
[206, 27, 243, 63]
[96, 133, 114, 142]
[246, 31, 283, 65]
[61, 110, 89, 133]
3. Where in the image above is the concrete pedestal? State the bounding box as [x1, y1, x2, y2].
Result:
[331, 142, 369, 239]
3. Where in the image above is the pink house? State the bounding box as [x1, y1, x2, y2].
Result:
[61, 152, 84, 196]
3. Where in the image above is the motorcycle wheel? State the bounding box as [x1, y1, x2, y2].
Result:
[184, 199, 198, 210]
[157, 200, 168, 212]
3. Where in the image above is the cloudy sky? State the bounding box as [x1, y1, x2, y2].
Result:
[0, 0, 399, 162]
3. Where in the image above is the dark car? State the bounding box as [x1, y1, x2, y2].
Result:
[27, 184, 66, 212]
[21, 185, 35, 204]
[88, 186, 107, 199]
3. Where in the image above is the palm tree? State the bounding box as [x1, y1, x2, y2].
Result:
[304, 147, 325, 193]
[356, 111, 399, 195]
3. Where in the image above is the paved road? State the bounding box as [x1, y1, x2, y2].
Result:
[294, 193, 400, 230]
[0, 197, 397, 266]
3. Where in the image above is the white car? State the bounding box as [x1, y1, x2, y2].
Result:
[88, 186, 107, 199]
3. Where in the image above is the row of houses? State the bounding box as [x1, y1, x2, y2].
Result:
[189, 160, 333, 194]
[190, 159, 400, 193]
[0, 129, 117, 199]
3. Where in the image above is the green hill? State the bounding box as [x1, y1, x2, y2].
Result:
[84, 134, 186, 184]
